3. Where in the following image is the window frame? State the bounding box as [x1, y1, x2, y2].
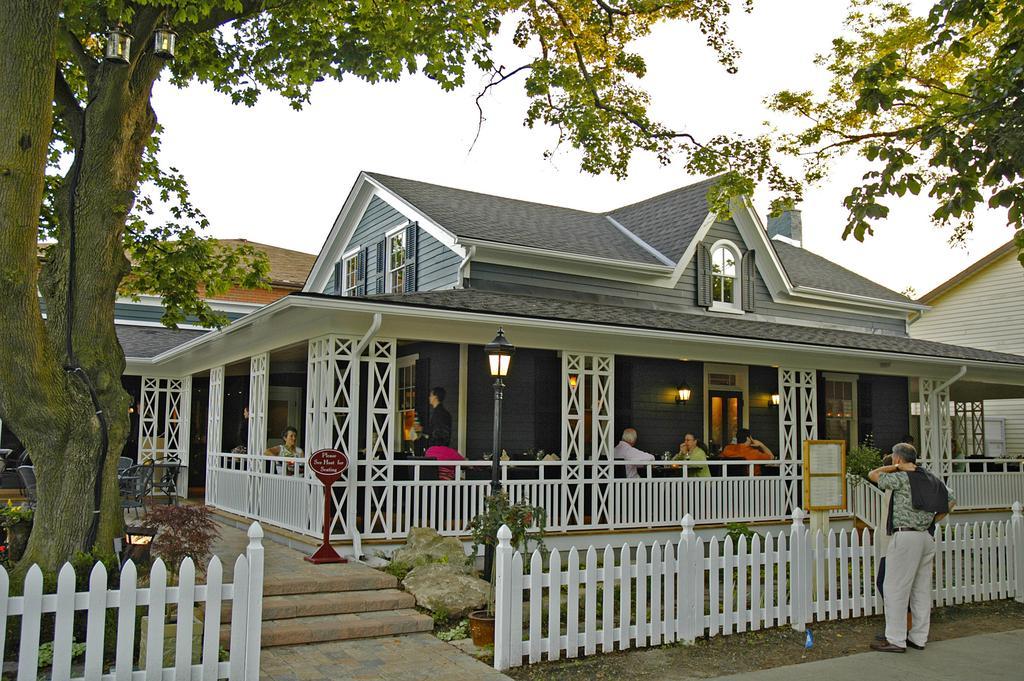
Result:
[386, 224, 408, 293]
[823, 372, 859, 449]
[708, 239, 743, 313]
[341, 248, 359, 297]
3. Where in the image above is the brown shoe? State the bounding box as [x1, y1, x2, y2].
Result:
[870, 641, 906, 653]
[907, 641, 926, 650]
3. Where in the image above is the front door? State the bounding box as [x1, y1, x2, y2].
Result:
[708, 391, 744, 450]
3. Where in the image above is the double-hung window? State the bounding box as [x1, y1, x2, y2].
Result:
[342, 252, 359, 296]
[388, 229, 406, 292]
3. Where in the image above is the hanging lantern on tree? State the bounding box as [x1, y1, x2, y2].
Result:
[152, 22, 177, 59]
[104, 23, 132, 64]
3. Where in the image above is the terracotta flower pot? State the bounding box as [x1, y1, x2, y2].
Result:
[468, 609, 495, 647]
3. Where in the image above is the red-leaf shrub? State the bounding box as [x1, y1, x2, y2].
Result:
[143, 505, 220, 575]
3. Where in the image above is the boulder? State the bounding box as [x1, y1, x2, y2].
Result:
[391, 527, 471, 573]
[403, 563, 490, 618]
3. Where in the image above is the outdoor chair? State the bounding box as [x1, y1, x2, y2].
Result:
[120, 464, 154, 518]
[118, 456, 134, 474]
[17, 466, 38, 509]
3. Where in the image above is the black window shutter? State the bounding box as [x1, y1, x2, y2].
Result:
[370, 238, 385, 295]
[376, 239, 386, 273]
[741, 249, 756, 312]
[404, 222, 418, 293]
[355, 248, 367, 296]
[696, 243, 712, 308]
[332, 261, 342, 295]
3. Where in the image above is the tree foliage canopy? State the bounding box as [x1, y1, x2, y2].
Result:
[770, 0, 1024, 262]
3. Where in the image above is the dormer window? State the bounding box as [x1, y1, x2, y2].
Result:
[342, 252, 359, 296]
[706, 239, 743, 312]
[388, 228, 407, 292]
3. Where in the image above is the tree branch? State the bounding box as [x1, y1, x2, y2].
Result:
[62, 28, 97, 85]
[471, 64, 533, 151]
[53, 66, 85, 149]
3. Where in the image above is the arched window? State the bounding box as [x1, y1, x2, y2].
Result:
[710, 243, 739, 307]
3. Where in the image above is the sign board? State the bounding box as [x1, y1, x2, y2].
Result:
[305, 449, 349, 564]
[802, 440, 847, 511]
[308, 449, 348, 478]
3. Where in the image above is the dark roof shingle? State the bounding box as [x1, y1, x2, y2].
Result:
[118, 324, 207, 359]
[607, 176, 718, 262]
[353, 288, 1024, 365]
[771, 241, 910, 304]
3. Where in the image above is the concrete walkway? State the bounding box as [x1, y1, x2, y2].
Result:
[711, 629, 1024, 681]
[260, 634, 513, 681]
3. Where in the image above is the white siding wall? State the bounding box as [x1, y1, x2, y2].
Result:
[910, 251, 1024, 456]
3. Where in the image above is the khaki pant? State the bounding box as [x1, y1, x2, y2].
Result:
[882, 530, 936, 647]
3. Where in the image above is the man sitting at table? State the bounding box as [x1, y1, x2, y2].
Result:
[673, 432, 711, 478]
[720, 428, 773, 475]
[614, 428, 655, 479]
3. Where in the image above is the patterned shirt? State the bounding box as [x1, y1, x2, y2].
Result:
[877, 468, 956, 532]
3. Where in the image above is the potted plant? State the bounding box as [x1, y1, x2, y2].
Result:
[466, 492, 546, 646]
[0, 500, 34, 562]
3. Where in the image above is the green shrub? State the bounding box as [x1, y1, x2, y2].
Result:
[847, 436, 884, 485]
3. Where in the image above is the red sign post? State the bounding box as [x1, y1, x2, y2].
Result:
[305, 449, 349, 564]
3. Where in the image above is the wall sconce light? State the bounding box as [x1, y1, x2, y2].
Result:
[676, 383, 691, 404]
[568, 373, 579, 390]
[770, 393, 780, 407]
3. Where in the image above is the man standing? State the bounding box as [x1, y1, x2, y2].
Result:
[418, 386, 452, 449]
[613, 428, 655, 479]
[868, 443, 955, 653]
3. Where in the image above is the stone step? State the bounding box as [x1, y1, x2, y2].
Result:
[223, 609, 434, 648]
[263, 570, 397, 597]
[224, 589, 416, 621]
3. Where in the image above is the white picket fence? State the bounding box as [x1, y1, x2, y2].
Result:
[0, 522, 264, 681]
[493, 503, 1024, 670]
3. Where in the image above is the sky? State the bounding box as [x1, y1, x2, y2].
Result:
[150, 0, 1014, 297]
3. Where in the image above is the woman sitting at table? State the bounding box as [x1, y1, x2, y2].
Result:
[265, 426, 303, 473]
[424, 446, 465, 481]
[673, 432, 711, 478]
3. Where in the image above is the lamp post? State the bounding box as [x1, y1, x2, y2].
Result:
[483, 327, 514, 583]
[485, 327, 515, 495]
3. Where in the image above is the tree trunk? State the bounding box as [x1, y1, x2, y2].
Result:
[1, 3, 167, 577]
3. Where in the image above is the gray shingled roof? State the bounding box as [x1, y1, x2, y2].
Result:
[772, 241, 910, 304]
[366, 172, 662, 265]
[345, 288, 1024, 365]
[607, 176, 718, 262]
[118, 324, 207, 359]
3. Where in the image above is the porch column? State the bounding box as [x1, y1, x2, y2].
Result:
[953, 401, 985, 465]
[778, 368, 818, 514]
[137, 375, 192, 496]
[247, 353, 269, 455]
[206, 366, 225, 505]
[919, 378, 952, 476]
[561, 352, 614, 530]
[362, 338, 397, 539]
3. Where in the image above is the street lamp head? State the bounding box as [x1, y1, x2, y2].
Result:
[485, 326, 515, 378]
[153, 23, 177, 59]
[104, 24, 133, 64]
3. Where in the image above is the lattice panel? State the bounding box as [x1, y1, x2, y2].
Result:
[953, 401, 985, 462]
[778, 368, 817, 512]
[207, 367, 224, 455]
[363, 338, 397, 538]
[560, 352, 614, 528]
[138, 376, 191, 497]
[247, 353, 269, 456]
[920, 378, 952, 475]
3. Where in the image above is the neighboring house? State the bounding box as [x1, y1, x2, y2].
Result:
[909, 241, 1024, 460]
[13, 173, 1024, 548]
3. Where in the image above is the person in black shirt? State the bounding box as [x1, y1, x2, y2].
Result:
[418, 386, 452, 448]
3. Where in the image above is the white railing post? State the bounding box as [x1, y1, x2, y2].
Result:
[493, 524, 514, 671]
[1012, 502, 1024, 604]
[677, 514, 698, 644]
[790, 508, 809, 631]
[244, 522, 265, 681]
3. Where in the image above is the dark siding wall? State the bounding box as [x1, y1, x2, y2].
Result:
[400, 342, 462, 447]
[467, 219, 906, 335]
[747, 365, 780, 454]
[466, 347, 560, 457]
[326, 196, 460, 294]
[614, 358, 703, 456]
[857, 374, 909, 451]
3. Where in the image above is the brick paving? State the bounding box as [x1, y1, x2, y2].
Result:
[259, 634, 512, 681]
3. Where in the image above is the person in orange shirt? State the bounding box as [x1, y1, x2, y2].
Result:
[720, 428, 774, 475]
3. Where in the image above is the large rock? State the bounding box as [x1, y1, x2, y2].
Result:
[391, 527, 471, 573]
[403, 563, 490, 618]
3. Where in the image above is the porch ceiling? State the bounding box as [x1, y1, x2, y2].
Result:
[137, 290, 1024, 389]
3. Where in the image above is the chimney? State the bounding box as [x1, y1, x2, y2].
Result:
[767, 209, 802, 247]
